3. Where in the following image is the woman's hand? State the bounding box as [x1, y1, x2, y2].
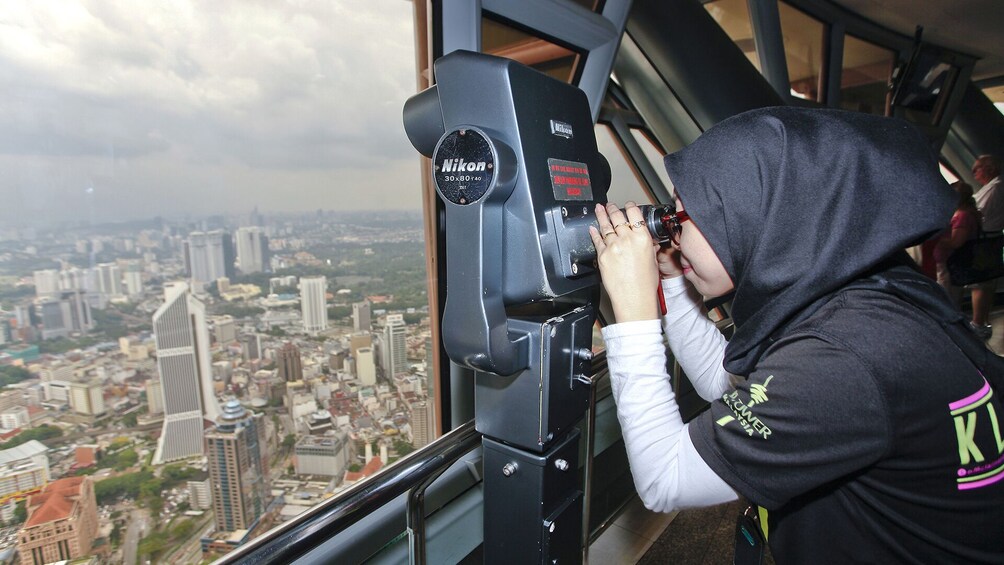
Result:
[589, 201, 660, 323]
[656, 245, 684, 279]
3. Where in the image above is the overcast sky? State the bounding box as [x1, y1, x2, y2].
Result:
[0, 1, 421, 226]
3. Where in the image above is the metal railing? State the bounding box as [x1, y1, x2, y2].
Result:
[215, 420, 482, 565]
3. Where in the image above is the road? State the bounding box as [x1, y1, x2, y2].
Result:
[122, 509, 150, 565]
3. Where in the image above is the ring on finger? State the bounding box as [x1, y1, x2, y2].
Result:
[613, 222, 629, 230]
[602, 231, 615, 238]
[630, 219, 646, 229]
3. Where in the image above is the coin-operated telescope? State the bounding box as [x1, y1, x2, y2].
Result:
[405, 50, 615, 563]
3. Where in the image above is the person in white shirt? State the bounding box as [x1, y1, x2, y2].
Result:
[969, 154, 1003, 338]
[587, 107, 1004, 563]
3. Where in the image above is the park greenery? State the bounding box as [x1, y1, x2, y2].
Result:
[0, 424, 62, 449]
[0, 365, 31, 388]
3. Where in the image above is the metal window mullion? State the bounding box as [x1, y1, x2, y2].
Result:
[438, 0, 482, 56]
[483, 0, 632, 121]
[747, 0, 791, 100]
[483, 0, 617, 52]
[601, 107, 673, 204]
[825, 21, 845, 108]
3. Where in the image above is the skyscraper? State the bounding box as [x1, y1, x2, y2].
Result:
[409, 399, 434, 449]
[300, 276, 328, 335]
[32, 270, 59, 297]
[356, 346, 376, 386]
[187, 230, 234, 285]
[276, 343, 303, 382]
[235, 227, 269, 274]
[382, 314, 408, 378]
[206, 400, 269, 534]
[96, 262, 122, 297]
[241, 334, 262, 362]
[152, 282, 220, 464]
[352, 301, 371, 332]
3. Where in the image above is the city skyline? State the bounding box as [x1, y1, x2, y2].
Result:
[0, 1, 423, 226]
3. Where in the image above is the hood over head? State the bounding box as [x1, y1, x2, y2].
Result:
[664, 107, 955, 375]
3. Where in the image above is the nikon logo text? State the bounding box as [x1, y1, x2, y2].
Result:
[441, 159, 487, 173]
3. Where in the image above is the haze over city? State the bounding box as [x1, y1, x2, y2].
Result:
[0, 1, 422, 227]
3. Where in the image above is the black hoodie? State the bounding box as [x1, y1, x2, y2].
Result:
[664, 108, 1004, 563]
[664, 107, 955, 376]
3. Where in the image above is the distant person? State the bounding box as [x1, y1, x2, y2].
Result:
[970, 155, 1003, 339]
[934, 181, 979, 306]
[591, 108, 1004, 563]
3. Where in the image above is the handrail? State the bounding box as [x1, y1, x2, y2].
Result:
[215, 420, 482, 565]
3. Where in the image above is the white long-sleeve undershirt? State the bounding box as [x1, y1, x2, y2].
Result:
[602, 276, 738, 512]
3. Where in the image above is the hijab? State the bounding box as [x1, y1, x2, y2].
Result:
[664, 107, 955, 376]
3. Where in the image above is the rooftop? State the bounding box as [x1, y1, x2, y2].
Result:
[24, 476, 86, 528]
[0, 440, 47, 465]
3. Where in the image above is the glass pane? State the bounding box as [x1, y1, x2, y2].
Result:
[779, 2, 826, 102]
[940, 163, 959, 184]
[982, 86, 1004, 115]
[0, 2, 429, 559]
[840, 35, 895, 115]
[630, 129, 675, 198]
[567, 0, 601, 12]
[704, 0, 761, 72]
[482, 17, 580, 83]
[595, 126, 655, 207]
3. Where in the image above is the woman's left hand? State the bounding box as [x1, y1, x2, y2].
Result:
[589, 201, 660, 322]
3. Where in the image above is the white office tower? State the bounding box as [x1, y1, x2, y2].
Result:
[124, 268, 143, 299]
[300, 276, 328, 335]
[382, 314, 408, 378]
[188, 230, 228, 285]
[152, 282, 220, 464]
[96, 262, 122, 297]
[409, 399, 434, 449]
[235, 227, 268, 274]
[352, 301, 371, 332]
[69, 381, 105, 416]
[357, 347, 376, 386]
[33, 270, 59, 296]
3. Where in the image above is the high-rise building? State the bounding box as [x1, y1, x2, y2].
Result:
[68, 381, 105, 417]
[382, 314, 408, 378]
[241, 334, 262, 362]
[409, 399, 434, 449]
[213, 315, 236, 344]
[300, 276, 328, 335]
[352, 301, 371, 332]
[235, 227, 269, 274]
[146, 380, 163, 415]
[17, 476, 98, 565]
[152, 282, 220, 464]
[32, 270, 59, 297]
[349, 333, 372, 361]
[58, 267, 88, 292]
[35, 290, 91, 340]
[276, 343, 303, 382]
[124, 267, 143, 299]
[206, 400, 269, 534]
[96, 262, 122, 297]
[187, 230, 234, 285]
[356, 347, 376, 386]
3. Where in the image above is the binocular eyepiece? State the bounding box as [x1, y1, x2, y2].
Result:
[636, 204, 678, 244]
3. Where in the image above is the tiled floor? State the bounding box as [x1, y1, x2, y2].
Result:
[588, 497, 676, 565]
